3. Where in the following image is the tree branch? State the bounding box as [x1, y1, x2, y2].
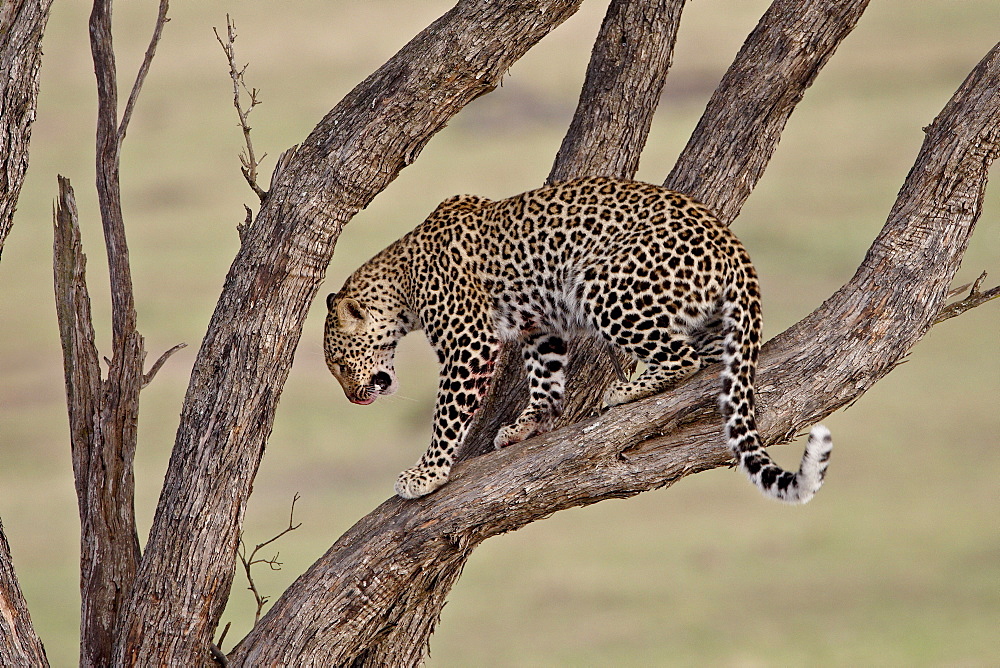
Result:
[115, 2, 586, 663]
[214, 15, 267, 202]
[0, 0, 55, 260]
[236, 493, 301, 625]
[141, 342, 187, 388]
[117, 0, 169, 143]
[52, 174, 140, 668]
[934, 271, 1000, 324]
[666, 0, 871, 224]
[0, 520, 48, 667]
[230, 40, 1000, 667]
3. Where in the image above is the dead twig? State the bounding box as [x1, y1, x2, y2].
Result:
[238, 494, 302, 625]
[141, 342, 187, 388]
[118, 0, 170, 144]
[934, 271, 1000, 324]
[214, 14, 267, 202]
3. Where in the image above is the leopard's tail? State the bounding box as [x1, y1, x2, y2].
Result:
[719, 285, 832, 504]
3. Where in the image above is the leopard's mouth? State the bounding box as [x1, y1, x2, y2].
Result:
[348, 391, 379, 406]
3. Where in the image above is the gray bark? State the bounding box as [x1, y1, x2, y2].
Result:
[53, 2, 171, 665]
[0, 0, 53, 259]
[0, 1, 53, 664]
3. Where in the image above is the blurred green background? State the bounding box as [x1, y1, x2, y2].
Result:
[1, 1, 997, 665]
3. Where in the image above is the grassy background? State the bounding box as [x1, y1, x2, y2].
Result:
[1, 1, 997, 665]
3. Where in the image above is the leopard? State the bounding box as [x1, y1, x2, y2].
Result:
[324, 177, 832, 503]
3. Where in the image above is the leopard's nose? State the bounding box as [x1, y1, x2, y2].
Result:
[372, 372, 392, 391]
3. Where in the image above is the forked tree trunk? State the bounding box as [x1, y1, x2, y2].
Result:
[113, 2, 588, 664]
[227, 38, 999, 668]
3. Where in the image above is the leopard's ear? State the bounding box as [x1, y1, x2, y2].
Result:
[326, 293, 337, 311]
[336, 297, 369, 333]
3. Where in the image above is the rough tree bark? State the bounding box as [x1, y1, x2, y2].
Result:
[113, 2, 587, 664]
[0, 0, 53, 259]
[0, 1, 54, 665]
[229, 40, 999, 666]
[53, 1, 172, 666]
[666, 0, 872, 224]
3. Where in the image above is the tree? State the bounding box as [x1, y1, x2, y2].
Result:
[0, 0, 997, 665]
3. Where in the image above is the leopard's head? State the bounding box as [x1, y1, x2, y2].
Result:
[324, 292, 400, 405]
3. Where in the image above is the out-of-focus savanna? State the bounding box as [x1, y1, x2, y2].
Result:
[2, 1, 997, 665]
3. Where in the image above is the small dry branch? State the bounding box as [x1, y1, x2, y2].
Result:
[934, 271, 1000, 324]
[237, 494, 301, 625]
[118, 0, 170, 143]
[141, 342, 186, 388]
[214, 14, 267, 202]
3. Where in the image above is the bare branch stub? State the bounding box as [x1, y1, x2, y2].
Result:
[214, 15, 268, 202]
[934, 271, 1000, 324]
[141, 342, 187, 388]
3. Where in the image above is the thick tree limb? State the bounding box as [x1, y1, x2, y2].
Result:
[0, 0, 54, 260]
[114, 2, 585, 664]
[0, 520, 48, 667]
[666, 0, 871, 224]
[230, 41, 999, 667]
[0, 3, 53, 661]
[548, 0, 686, 184]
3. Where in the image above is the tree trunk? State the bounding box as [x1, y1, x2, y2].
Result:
[0, 519, 48, 667]
[229, 41, 999, 666]
[0, 0, 53, 259]
[0, 1, 54, 664]
[113, 2, 586, 664]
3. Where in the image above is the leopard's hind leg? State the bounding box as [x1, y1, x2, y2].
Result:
[601, 333, 704, 407]
[495, 332, 567, 448]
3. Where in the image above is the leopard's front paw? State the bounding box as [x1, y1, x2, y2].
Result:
[394, 466, 449, 499]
